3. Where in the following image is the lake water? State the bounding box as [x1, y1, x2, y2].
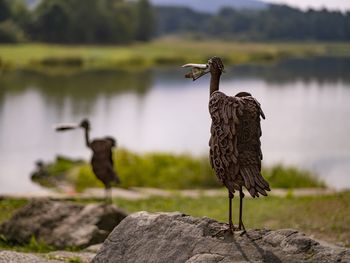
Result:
[1, 57, 350, 193]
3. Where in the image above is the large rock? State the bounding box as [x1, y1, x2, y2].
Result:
[0, 199, 127, 249]
[93, 212, 350, 263]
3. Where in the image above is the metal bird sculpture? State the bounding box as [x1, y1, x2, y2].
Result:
[55, 119, 120, 202]
[183, 57, 270, 233]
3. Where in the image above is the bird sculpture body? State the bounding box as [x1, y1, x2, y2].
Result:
[56, 119, 120, 202]
[183, 57, 270, 233]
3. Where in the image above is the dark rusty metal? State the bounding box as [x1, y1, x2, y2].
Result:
[183, 57, 270, 233]
[56, 119, 120, 202]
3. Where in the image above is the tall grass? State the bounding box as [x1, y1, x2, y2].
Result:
[34, 149, 325, 192]
[1, 39, 349, 74]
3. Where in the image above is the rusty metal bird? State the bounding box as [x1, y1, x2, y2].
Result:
[183, 57, 270, 233]
[55, 119, 120, 202]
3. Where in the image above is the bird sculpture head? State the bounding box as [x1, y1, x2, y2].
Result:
[79, 118, 90, 131]
[54, 118, 90, 132]
[182, 56, 225, 81]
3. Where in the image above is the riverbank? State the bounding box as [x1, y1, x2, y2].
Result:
[1, 38, 350, 74]
[30, 152, 326, 192]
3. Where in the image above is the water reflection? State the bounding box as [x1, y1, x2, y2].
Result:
[0, 70, 153, 115]
[228, 57, 350, 85]
[0, 57, 350, 193]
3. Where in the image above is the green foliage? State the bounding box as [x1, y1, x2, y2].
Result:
[0, 198, 28, 223]
[27, 0, 155, 44]
[31, 0, 72, 43]
[1, 40, 346, 73]
[36, 148, 326, 192]
[74, 164, 104, 192]
[156, 5, 350, 41]
[69, 149, 217, 192]
[263, 164, 326, 189]
[0, 0, 11, 22]
[0, 20, 26, 43]
[0, 235, 55, 253]
[135, 0, 155, 41]
[26, 236, 54, 253]
[46, 156, 82, 175]
[2, 0, 350, 44]
[31, 156, 83, 188]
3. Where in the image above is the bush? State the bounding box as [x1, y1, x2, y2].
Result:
[69, 149, 219, 191]
[0, 20, 25, 43]
[262, 164, 325, 189]
[32, 149, 326, 192]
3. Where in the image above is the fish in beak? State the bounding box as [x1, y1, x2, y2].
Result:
[182, 63, 210, 81]
[54, 123, 80, 132]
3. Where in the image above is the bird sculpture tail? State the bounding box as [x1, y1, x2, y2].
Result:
[240, 166, 270, 197]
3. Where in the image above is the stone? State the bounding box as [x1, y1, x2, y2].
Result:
[0, 250, 95, 263]
[0, 199, 127, 249]
[92, 211, 350, 263]
[0, 251, 61, 263]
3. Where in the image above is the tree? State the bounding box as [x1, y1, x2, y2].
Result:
[0, 0, 11, 22]
[135, 0, 155, 41]
[32, 0, 72, 43]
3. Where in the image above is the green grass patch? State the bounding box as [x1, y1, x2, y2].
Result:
[0, 235, 55, 253]
[0, 198, 28, 224]
[1, 39, 349, 74]
[33, 149, 325, 192]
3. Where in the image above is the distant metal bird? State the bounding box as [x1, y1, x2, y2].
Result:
[183, 57, 270, 233]
[55, 119, 120, 202]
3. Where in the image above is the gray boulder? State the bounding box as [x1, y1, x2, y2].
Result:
[93, 211, 350, 263]
[0, 199, 127, 249]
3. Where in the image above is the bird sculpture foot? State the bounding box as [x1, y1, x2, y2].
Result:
[238, 222, 246, 236]
[212, 224, 239, 237]
[239, 229, 247, 236]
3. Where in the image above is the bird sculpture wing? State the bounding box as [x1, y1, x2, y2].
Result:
[209, 91, 270, 197]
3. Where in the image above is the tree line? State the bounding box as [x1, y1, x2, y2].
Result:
[0, 0, 155, 43]
[155, 5, 350, 41]
[1, 0, 349, 43]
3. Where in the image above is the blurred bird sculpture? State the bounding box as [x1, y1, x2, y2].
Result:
[183, 57, 270, 233]
[55, 119, 120, 202]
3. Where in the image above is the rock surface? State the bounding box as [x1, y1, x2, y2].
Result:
[0, 250, 95, 263]
[93, 211, 350, 263]
[0, 199, 127, 249]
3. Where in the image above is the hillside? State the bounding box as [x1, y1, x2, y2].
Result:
[150, 0, 267, 13]
[25, 0, 266, 13]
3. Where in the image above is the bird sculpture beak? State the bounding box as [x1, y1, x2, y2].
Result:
[182, 63, 210, 81]
[54, 123, 79, 132]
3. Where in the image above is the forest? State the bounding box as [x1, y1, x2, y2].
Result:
[0, 0, 349, 43]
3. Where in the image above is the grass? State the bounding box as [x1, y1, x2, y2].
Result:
[32, 149, 325, 192]
[110, 191, 350, 247]
[1, 38, 350, 74]
[0, 198, 28, 223]
[1, 192, 349, 250]
[0, 235, 55, 253]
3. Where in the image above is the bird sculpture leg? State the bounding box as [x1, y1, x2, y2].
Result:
[105, 187, 112, 204]
[238, 186, 246, 234]
[228, 190, 234, 234]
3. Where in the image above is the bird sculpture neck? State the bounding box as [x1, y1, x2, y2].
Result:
[210, 73, 221, 96]
[83, 127, 91, 148]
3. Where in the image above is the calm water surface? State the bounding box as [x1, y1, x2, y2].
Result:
[1, 57, 350, 193]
